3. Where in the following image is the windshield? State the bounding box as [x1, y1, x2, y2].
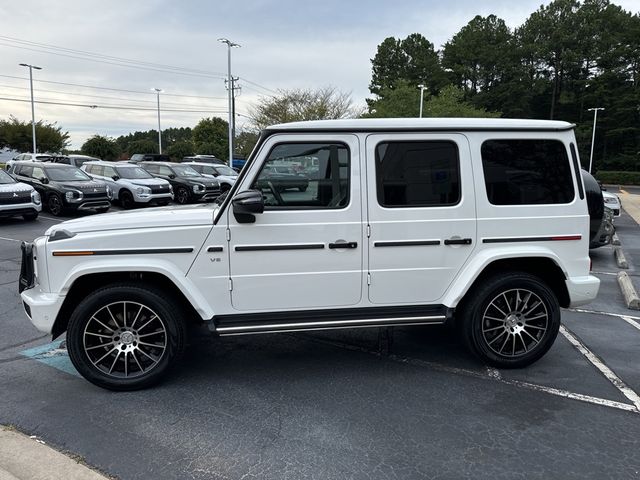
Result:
[0, 169, 16, 184]
[213, 165, 237, 176]
[117, 166, 154, 179]
[46, 167, 92, 182]
[173, 165, 201, 177]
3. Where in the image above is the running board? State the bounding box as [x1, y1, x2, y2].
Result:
[211, 305, 450, 336]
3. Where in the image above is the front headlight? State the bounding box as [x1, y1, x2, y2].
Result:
[192, 184, 205, 193]
[604, 197, 617, 204]
[106, 185, 113, 199]
[31, 190, 41, 205]
[65, 190, 83, 202]
[135, 186, 150, 195]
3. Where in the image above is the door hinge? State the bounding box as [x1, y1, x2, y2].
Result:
[226, 228, 231, 241]
[366, 224, 371, 238]
[367, 273, 371, 285]
[228, 278, 233, 291]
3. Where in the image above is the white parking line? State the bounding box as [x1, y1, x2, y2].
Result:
[569, 307, 640, 322]
[38, 215, 62, 222]
[0, 236, 21, 243]
[621, 316, 640, 332]
[560, 325, 640, 411]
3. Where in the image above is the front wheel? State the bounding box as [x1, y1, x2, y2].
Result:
[175, 187, 190, 205]
[459, 272, 560, 369]
[119, 190, 135, 209]
[47, 193, 64, 216]
[66, 284, 187, 391]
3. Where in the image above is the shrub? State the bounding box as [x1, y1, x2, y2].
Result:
[595, 171, 640, 185]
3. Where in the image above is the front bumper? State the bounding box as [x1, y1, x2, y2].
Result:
[0, 201, 41, 217]
[134, 192, 174, 204]
[566, 275, 600, 307]
[21, 287, 64, 334]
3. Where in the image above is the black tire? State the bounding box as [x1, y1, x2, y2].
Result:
[175, 187, 190, 205]
[22, 212, 38, 221]
[66, 283, 187, 391]
[119, 190, 135, 209]
[458, 272, 560, 369]
[47, 193, 64, 216]
[96, 207, 110, 214]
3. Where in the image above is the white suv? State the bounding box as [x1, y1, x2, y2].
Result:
[19, 118, 600, 390]
[82, 161, 173, 209]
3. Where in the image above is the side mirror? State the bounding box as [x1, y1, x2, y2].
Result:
[41, 177, 49, 184]
[112, 175, 120, 181]
[232, 190, 264, 223]
[169, 174, 176, 179]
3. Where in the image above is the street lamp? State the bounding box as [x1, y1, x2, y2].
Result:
[19, 63, 42, 153]
[587, 107, 605, 173]
[151, 88, 163, 154]
[418, 84, 427, 118]
[218, 37, 240, 168]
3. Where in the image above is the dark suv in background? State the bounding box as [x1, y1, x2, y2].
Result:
[140, 161, 220, 204]
[11, 162, 111, 216]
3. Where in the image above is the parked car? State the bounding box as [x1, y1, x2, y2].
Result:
[19, 118, 600, 391]
[82, 161, 173, 209]
[49, 154, 101, 168]
[6, 153, 54, 171]
[0, 168, 41, 220]
[129, 154, 171, 163]
[256, 165, 309, 192]
[582, 170, 613, 248]
[140, 161, 220, 204]
[180, 155, 225, 165]
[602, 191, 621, 217]
[182, 162, 237, 193]
[10, 161, 111, 216]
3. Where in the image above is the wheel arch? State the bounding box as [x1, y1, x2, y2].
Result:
[449, 254, 570, 313]
[51, 270, 208, 339]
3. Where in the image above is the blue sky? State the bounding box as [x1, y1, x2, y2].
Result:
[1, 0, 638, 149]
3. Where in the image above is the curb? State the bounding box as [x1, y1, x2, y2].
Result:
[615, 247, 629, 269]
[612, 232, 621, 246]
[617, 271, 640, 310]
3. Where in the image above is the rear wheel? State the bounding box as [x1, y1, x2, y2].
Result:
[459, 272, 560, 368]
[66, 284, 187, 391]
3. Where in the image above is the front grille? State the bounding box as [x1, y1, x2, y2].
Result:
[150, 185, 170, 194]
[0, 196, 30, 205]
[205, 185, 220, 193]
[83, 191, 109, 200]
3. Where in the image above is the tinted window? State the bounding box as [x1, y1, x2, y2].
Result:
[252, 142, 349, 209]
[46, 167, 91, 182]
[103, 166, 117, 178]
[158, 166, 173, 176]
[481, 140, 575, 205]
[117, 166, 153, 179]
[16, 165, 33, 177]
[31, 167, 45, 179]
[143, 164, 159, 174]
[91, 165, 105, 176]
[375, 141, 460, 207]
[172, 165, 201, 177]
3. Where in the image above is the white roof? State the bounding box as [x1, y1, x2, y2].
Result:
[267, 118, 574, 131]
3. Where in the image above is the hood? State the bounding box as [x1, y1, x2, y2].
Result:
[182, 177, 218, 186]
[127, 178, 170, 187]
[0, 182, 33, 193]
[45, 203, 219, 236]
[57, 181, 107, 192]
[217, 175, 237, 184]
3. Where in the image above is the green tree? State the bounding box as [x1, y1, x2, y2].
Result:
[422, 85, 501, 118]
[81, 135, 120, 160]
[235, 131, 259, 157]
[369, 34, 448, 97]
[0, 116, 69, 152]
[250, 87, 359, 130]
[192, 117, 229, 158]
[126, 139, 158, 156]
[363, 81, 423, 117]
[166, 140, 195, 160]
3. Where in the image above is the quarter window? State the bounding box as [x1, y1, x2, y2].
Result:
[375, 141, 460, 207]
[31, 167, 45, 180]
[481, 140, 575, 205]
[251, 143, 350, 209]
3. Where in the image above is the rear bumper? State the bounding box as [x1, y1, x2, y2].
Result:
[566, 275, 600, 307]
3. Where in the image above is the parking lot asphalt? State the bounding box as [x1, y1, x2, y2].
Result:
[1, 205, 640, 479]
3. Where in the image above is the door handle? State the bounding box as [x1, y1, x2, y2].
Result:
[329, 241, 358, 249]
[444, 238, 472, 246]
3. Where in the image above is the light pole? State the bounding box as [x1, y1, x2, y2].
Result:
[19, 63, 42, 153]
[418, 84, 427, 118]
[587, 107, 605, 173]
[151, 88, 163, 154]
[218, 38, 240, 167]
